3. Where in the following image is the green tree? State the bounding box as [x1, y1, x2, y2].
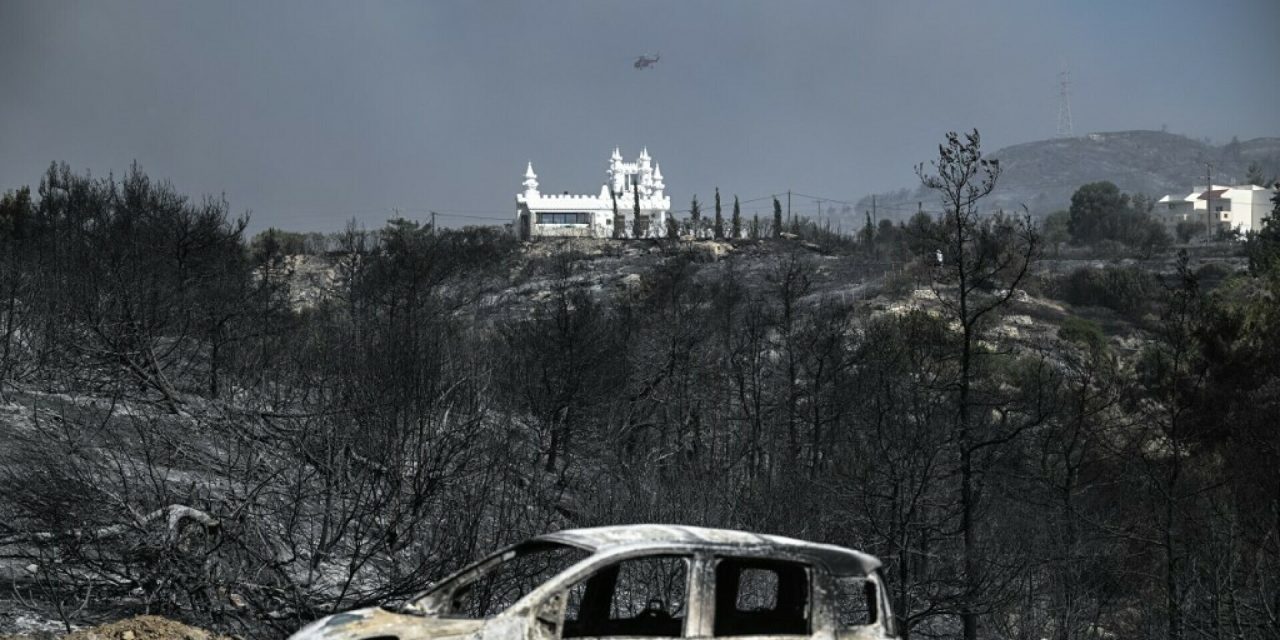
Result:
[1245, 182, 1280, 275]
[773, 196, 783, 238]
[731, 195, 742, 239]
[633, 186, 643, 238]
[1131, 192, 1156, 215]
[1057, 315, 1106, 351]
[860, 211, 875, 248]
[611, 189, 622, 239]
[1245, 162, 1268, 187]
[1175, 220, 1204, 244]
[1068, 181, 1129, 244]
[903, 210, 937, 256]
[690, 195, 701, 238]
[714, 187, 724, 240]
[1067, 181, 1168, 251]
[1043, 210, 1070, 255]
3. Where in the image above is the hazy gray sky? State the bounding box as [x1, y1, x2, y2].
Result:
[2, 0, 1277, 232]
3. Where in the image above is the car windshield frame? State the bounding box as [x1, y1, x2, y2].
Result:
[411, 539, 593, 618]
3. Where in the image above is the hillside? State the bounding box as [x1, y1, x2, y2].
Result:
[3, 164, 1278, 640]
[856, 130, 1280, 218]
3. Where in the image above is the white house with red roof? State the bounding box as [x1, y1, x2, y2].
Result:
[1157, 183, 1275, 234]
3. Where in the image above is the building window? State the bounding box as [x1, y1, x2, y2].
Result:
[537, 212, 590, 225]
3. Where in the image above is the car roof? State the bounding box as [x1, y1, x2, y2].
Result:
[534, 524, 881, 576]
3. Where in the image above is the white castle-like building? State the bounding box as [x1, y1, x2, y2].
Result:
[515, 148, 671, 239]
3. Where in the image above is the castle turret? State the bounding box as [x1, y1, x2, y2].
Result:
[651, 163, 665, 197]
[637, 148, 654, 195]
[608, 148, 625, 195]
[522, 162, 539, 196]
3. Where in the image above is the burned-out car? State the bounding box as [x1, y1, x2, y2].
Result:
[289, 524, 898, 640]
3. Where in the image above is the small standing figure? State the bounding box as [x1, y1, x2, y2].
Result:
[935, 249, 944, 266]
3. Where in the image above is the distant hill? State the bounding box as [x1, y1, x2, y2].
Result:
[856, 130, 1280, 220]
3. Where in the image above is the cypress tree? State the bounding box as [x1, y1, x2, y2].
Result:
[690, 196, 701, 239]
[731, 196, 742, 239]
[611, 190, 621, 239]
[632, 186, 642, 238]
[714, 188, 724, 240]
[772, 196, 783, 238]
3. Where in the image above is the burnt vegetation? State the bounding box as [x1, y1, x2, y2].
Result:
[2, 138, 1280, 640]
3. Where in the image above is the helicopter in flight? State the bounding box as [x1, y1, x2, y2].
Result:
[634, 53, 660, 70]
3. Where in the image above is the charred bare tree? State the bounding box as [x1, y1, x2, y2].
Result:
[0, 188, 35, 384]
[4, 153, 1280, 640]
[915, 130, 1039, 640]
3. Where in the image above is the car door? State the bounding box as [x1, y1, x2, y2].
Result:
[538, 552, 696, 640]
[703, 556, 833, 640]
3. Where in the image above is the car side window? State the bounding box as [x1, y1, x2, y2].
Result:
[563, 555, 690, 638]
[712, 557, 811, 637]
[452, 543, 591, 619]
[831, 576, 877, 628]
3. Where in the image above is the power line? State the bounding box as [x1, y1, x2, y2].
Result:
[789, 191, 858, 206]
[253, 189, 878, 228]
[430, 211, 512, 222]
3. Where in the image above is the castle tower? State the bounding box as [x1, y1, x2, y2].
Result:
[638, 148, 654, 196]
[522, 162, 539, 196]
[608, 147, 625, 195]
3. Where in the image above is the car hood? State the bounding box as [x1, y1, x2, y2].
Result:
[289, 607, 487, 640]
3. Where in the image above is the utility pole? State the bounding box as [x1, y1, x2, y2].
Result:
[787, 190, 791, 224]
[1205, 163, 1213, 240]
[872, 195, 877, 226]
